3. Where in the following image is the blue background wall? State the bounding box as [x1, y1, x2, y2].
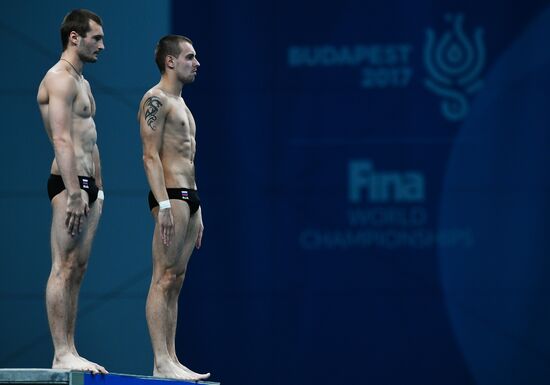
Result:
[0, 0, 170, 375]
[1, 1, 549, 385]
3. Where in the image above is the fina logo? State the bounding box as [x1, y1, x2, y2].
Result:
[424, 13, 485, 122]
[348, 160, 425, 203]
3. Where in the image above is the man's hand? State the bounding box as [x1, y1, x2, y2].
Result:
[195, 212, 204, 249]
[96, 197, 104, 216]
[65, 192, 89, 237]
[158, 207, 175, 246]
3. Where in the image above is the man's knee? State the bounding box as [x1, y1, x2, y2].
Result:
[51, 258, 89, 281]
[155, 269, 186, 292]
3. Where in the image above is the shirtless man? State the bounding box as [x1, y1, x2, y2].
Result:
[138, 35, 210, 381]
[37, 9, 107, 374]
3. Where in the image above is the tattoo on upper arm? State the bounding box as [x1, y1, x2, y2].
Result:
[143, 96, 163, 130]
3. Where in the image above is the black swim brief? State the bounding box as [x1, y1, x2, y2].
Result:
[47, 174, 99, 204]
[148, 188, 201, 216]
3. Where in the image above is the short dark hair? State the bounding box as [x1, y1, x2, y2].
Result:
[60, 9, 102, 50]
[155, 35, 193, 74]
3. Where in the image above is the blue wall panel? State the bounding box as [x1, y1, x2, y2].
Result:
[171, 1, 550, 384]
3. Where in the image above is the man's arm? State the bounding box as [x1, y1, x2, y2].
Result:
[92, 144, 103, 189]
[92, 144, 104, 213]
[139, 93, 173, 245]
[195, 207, 204, 249]
[47, 74, 89, 236]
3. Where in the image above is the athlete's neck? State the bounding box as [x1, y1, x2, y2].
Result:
[60, 52, 83, 75]
[158, 76, 183, 97]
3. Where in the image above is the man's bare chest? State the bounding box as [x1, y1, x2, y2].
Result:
[166, 103, 195, 137]
[73, 84, 95, 118]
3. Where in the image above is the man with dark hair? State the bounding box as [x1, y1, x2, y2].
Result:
[154, 35, 193, 73]
[37, 9, 107, 374]
[138, 35, 210, 381]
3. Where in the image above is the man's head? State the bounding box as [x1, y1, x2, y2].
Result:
[60, 9, 104, 62]
[155, 35, 200, 83]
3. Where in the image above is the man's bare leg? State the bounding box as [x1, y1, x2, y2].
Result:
[67, 200, 108, 374]
[166, 211, 209, 379]
[46, 191, 107, 374]
[147, 202, 209, 380]
[166, 284, 184, 365]
[67, 200, 108, 373]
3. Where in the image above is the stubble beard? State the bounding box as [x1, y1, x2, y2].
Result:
[82, 55, 98, 63]
[183, 73, 196, 85]
[79, 50, 99, 64]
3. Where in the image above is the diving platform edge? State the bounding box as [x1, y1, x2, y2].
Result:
[0, 369, 219, 385]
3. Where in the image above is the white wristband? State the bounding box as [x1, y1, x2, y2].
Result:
[97, 190, 104, 200]
[159, 200, 171, 209]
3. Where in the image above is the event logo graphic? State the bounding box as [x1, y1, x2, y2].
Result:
[424, 13, 485, 121]
[287, 44, 413, 88]
[298, 160, 474, 250]
[348, 160, 424, 203]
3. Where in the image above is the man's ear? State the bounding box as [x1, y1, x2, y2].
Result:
[68, 30, 81, 46]
[166, 55, 176, 70]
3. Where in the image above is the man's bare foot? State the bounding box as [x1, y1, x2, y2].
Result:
[53, 352, 106, 374]
[169, 355, 210, 381]
[77, 356, 109, 374]
[175, 361, 210, 380]
[154, 360, 210, 381]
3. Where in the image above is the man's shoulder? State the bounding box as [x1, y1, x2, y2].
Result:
[140, 87, 174, 114]
[141, 87, 168, 102]
[42, 67, 78, 95]
[43, 64, 73, 82]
